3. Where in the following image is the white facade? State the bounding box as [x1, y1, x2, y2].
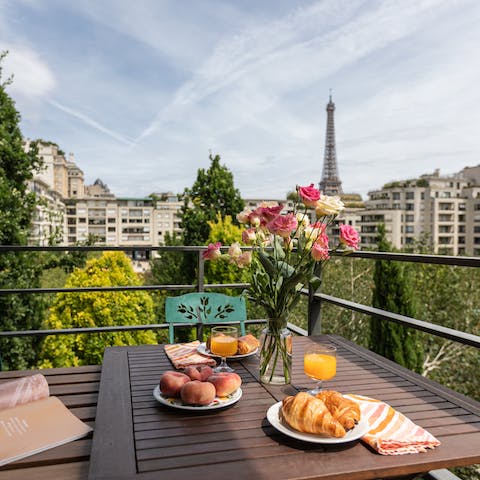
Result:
[358, 168, 480, 255]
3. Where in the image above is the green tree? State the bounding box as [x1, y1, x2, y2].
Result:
[204, 213, 251, 294]
[369, 224, 424, 372]
[0, 51, 46, 370]
[180, 154, 244, 280]
[38, 252, 157, 367]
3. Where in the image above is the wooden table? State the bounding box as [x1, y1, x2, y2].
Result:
[0, 364, 100, 479]
[1, 335, 479, 479]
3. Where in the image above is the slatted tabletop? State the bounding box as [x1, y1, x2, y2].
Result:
[88, 335, 480, 480]
[0, 335, 479, 479]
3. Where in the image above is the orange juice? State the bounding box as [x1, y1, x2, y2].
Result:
[304, 353, 336, 380]
[210, 335, 238, 356]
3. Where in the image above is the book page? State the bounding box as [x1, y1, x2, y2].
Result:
[0, 396, 92, 467]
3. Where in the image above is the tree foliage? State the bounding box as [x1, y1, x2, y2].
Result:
[203, 213, 251, 291]
[0, 51, 46, 370]
[369, 224, 424, 373]
[180, 154, 244, 280]
[38, 252, 157, 367]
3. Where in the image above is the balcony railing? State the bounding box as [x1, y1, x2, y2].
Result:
[1, 245, 479, 480]
[0, 245, 479, 347]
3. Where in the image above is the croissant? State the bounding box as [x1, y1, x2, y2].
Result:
[237, 334, 259, 354]
[315, 390, 361, 430]
[281, 392, 346, 437]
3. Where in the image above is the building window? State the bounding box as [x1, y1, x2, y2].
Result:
[405, 203, 414, 211]
[78, 218, 86, 223]
[405, 192, 414, 200]
[108, 218, 116, 223]
[392, 192, 400, 200]
[405, 214, 414, 222]
[108, 227, 116, 232]
[405, 226, 414, 233]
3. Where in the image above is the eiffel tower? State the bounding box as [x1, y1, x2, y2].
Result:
[319, 93, 343, 196]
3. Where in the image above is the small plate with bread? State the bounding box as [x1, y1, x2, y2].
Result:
[198, 333, 259, 359]
[267, 391, 369, 444]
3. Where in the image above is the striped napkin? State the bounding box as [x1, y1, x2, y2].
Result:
[345, 394, 441, 455]
[164, 341, 216, 369]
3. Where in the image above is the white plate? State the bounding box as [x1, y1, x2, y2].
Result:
[267, 401, 370, 444]
[197, 342, 258, 359]
[153, 385, 242, 411]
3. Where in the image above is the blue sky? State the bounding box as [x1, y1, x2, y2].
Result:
[1, 0, 480, 199]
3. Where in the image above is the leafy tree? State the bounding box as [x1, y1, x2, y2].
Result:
[203, 213, 251, 291]
[0, 51, 46, 370]
[180, 154, 244, 280]
[38, 252, 157, 367]
[369, 224, 424, 372]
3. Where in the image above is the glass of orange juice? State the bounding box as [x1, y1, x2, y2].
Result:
[303, 343, 337, 394]
[211, 326, 238, 372]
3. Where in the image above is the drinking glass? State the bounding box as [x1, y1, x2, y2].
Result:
[303, 343, 337, 395]
[210, 326, 238, 372]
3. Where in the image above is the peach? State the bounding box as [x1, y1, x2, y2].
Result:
[207, 372, 242, 397]
[198, 365, 214, 381]
[180, 380, 216, 406]
[184, 366, 202, 381]
[159, 371, 190, 397]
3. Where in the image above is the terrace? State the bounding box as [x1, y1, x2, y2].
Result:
[0, 245, 479, 480]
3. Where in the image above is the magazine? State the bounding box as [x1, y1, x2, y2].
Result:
[0, 373, 92, 467]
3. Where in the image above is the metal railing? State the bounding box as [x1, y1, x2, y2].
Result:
[0, 245, 479, 348]
[1, 244, 478, 480]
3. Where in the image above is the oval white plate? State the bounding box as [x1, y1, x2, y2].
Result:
[267, 401, 370, 444]
[153, 385, 242, 411]
[197, 342, 258, 359]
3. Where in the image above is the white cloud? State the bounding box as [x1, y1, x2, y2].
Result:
[2, 46, 55, 97]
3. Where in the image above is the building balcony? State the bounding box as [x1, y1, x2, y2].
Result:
[0, 246, 479, 479]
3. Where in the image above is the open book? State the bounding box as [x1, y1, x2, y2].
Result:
[0, 373, 92, 467]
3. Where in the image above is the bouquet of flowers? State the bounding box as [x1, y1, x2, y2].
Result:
[203, 183, 359, 384]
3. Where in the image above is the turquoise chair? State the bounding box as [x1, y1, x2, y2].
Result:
[165, 292, 247, 343]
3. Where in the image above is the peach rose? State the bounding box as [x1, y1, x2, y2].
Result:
[311, 241, 330, 261]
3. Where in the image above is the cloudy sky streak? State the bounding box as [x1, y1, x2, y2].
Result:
[1, 0, 479, 199]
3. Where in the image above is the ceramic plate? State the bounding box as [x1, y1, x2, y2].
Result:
[197, 342, 258, 359]
[267, 401, 369, 444]
[153, 385, 242, 411]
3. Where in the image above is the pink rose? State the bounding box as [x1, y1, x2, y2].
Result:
[298, 184, 321, 207]
[242, 227, 257, 245]
[257, 204, 283, 222]
[311, 241, 330, 261]
[202, 242, 222, 260]
[266, 213, 298, 238]
[339, 224, 360, 250]
[316, 233, 329, 249]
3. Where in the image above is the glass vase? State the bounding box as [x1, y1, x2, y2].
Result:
[259, 318, 292, 385]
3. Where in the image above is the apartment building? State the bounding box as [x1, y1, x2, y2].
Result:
[359, 167, 480, 255]
[26, 141, 183, 255]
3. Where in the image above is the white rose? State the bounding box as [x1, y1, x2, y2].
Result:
[315, 195, 344, 216]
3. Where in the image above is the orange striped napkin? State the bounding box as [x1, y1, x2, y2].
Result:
[164, 341, 216, 369]
[345, 394, 441, 455]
